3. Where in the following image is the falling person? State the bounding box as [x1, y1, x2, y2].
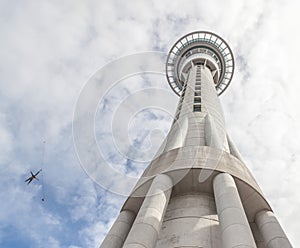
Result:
[24, 169, 42, 185]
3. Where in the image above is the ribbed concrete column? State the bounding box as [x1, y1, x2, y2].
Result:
[205, 114, 223, 150]
[123, 174, 173, 248]
[255, 210, 292, 248]
[213, 173, 257, 248]
[100, 210, 136, 248]
[226, 133, 244, 162]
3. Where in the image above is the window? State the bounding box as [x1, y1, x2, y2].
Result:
[194, 97, 201, 103]
[193, 106, 201, 112]
[195, 91, 201, 97]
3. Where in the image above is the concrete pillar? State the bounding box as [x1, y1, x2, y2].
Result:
[123, 174, 173, 248]
[255, 210, 292, 248]
[213, 173, 257, 248]
[205, 114, 223, 149]
[100, 210, 136, 248]
[226, 133, 244, 162]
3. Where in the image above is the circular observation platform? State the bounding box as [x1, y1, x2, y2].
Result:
[166, 31, 234, 96]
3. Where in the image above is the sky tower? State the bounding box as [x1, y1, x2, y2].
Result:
[99, 31, 292, 248]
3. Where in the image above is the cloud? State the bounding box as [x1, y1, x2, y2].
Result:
[1, 0, 300, 247]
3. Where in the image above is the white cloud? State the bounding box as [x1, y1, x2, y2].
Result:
[1, 0, 300, 247]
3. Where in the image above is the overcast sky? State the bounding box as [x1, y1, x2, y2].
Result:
[1, 0, 300, 247]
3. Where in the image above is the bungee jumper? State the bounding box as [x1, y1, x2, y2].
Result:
[24, 169, 42, 185]
[24, 141, 47, 201]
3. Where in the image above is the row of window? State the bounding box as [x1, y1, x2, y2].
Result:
[174, 80, 188, 120]
[194, 66, 202, 112]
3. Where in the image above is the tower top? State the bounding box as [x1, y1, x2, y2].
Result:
[166, 31, 234, 96]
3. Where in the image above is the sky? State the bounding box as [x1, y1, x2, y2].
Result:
[1, 0, 300, 247]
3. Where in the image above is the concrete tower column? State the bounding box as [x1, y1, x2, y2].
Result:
[123, 174, 173, 248]
[99, 210, 136, 248]
[213, 173, 257, 248]
[255, 210, 292, 248]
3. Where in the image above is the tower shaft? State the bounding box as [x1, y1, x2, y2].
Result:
[164, 63, 229, 153]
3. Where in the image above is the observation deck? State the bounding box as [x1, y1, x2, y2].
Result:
[166, 31, 235, 96]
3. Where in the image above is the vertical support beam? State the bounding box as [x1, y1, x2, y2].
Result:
[201, 65, 229, 152]
[100, 210, 136, 248]
[213, 173, 257, 248]
[205, 114, 223, 149]
[226, 133, 244, 162]
[255, 210, 292, 248]
[123, 174, 173, 248]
